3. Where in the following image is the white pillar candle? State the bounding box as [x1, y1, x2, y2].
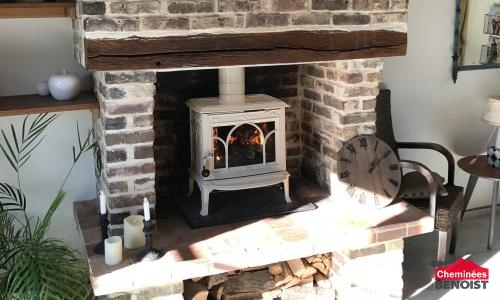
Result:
[123, 215, 145, 249]
[104, 236, 122, 265]
[143, 198, 151, 221]
[99, 191, 106, 215]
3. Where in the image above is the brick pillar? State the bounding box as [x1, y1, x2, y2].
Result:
[93, 70, 157, 236]
[331, 239, 404, 300]
[298, 59, 383, 190]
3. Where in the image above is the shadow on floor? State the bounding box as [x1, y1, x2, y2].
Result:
[403, 210, 500, 299]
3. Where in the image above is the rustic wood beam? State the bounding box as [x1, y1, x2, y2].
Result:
[85, 30, 406, 71]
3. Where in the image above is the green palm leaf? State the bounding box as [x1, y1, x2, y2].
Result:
[0, 113, 58, 173]
[34, 191, 65, 242]
[0, 183, 26, 211]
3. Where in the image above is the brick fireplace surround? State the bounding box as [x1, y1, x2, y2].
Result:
[71, 1, 436, 299]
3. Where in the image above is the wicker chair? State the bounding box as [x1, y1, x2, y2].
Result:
[375, 89, 465, 262]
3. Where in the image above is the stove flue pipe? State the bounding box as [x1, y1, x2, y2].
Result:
[219, 67, 245, 102]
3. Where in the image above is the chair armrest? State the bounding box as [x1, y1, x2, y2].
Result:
[399, 159, 437, 218]
[396, 142, 456, 185]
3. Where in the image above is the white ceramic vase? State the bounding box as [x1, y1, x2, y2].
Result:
[48, 70, 81, 101]
[36, 81, 49, 96]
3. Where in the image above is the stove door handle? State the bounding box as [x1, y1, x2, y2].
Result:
[202, 153, 214, 177]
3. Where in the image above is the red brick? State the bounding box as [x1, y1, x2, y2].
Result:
[323, 94, 344, 110]
[340, 72, 363, 84]
[107, 191, 156, 209]
[134, 145, 154, 159]
[106, 102, 153, 115]
[353, 0, 390, 10]
[340, 112, 376, 125]
[107, 162, 155, 177]
[362, 99, 376, 110]
[367, 72, 382, 82]
[109, 181, 128, 194]
[105, 129, 154, 146]
[141, 16, 189, 30]
[246, 13, 290, 27]
[218, 0, 261, 12]
[133, 115, 154, 127]
[270, 0, 307, 11]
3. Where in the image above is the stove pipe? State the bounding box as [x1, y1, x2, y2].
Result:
[219, 67, 245, 103]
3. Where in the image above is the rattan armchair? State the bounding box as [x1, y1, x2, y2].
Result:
[375, 89, 465, 262]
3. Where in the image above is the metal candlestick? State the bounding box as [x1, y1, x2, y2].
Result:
[136, 219, 161, 262]
[93, 213, 109, 255]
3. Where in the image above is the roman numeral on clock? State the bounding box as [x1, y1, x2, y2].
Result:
[339, 171, 350, 179]
[383, 188, 392, 199]
[346, 184, 356, 198]
[358, 192, 366, 205]
[388, 178, 399, 187]
[340, 157, 351, 164]
[346, 143, 356, 154]
[388, 164, 399, 171]
[359, 137, 368, 149]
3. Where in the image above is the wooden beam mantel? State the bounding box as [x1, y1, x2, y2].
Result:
[85, 30, 407, 71]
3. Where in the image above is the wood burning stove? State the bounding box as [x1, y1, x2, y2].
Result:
[186, 67, 291, 216]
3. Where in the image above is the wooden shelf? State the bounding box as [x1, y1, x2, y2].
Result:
[0, 91, 99, 117]
[0, 2, 75, 19]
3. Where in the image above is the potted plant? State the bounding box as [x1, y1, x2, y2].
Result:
[0, 113, 98, 299]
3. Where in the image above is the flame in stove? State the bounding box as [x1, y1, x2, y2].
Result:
[212, 127, 219, 151]
[228, 135, 238, 144]
[247, 129, 263, 145]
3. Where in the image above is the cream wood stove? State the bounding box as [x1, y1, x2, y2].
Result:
[186, 67, 291, 216]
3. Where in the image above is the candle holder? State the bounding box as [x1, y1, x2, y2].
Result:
[93, 213, 109, 255]
[136, 219, 161, 262]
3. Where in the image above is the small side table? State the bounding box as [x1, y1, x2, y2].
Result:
[458, 155, 500, 249]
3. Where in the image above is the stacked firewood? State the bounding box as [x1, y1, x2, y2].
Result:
[184, 254, 334, 300]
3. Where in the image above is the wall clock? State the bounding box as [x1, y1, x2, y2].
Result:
[337, 135, 401, 209]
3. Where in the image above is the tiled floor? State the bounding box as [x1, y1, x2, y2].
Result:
[404, 209, 500, 299]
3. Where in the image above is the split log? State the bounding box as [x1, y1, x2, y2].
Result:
[268, 263, 283, 275]
[223, 270, 274, 294]
[207, 273, 228, 289]
[183, 280, 209, 300]
[286, 259, 306, 278]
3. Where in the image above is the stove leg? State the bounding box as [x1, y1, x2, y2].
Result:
[187, 176, 194, 196]
[200, 188, 212, 216]
[283, 177, 291, 203]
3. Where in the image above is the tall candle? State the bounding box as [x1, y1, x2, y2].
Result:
[99, 191, 106, 214]
[143, 198, 150, 221]
[104, 236, 122, 265]
[123, 215, 145, 249]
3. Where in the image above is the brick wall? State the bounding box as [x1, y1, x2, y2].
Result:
[332, 239, 404, 299]
[299, 59, 383, 189]
[78, 0, 407, 33]
[74, 0, 408, 65]
[93, 70, 158, 235]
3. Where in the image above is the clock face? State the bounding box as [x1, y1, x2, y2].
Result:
[337, 135, 401, 209]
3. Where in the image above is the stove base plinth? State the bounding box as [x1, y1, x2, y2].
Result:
[187, 169, 291, 216]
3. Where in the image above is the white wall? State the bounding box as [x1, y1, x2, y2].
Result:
[0, 18, 95, 251]
[383, 0, 500, 209]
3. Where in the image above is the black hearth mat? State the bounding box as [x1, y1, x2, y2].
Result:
[176, 178, 327, 229]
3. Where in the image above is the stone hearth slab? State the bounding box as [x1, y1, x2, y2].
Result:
[74, 195, 433, 296]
